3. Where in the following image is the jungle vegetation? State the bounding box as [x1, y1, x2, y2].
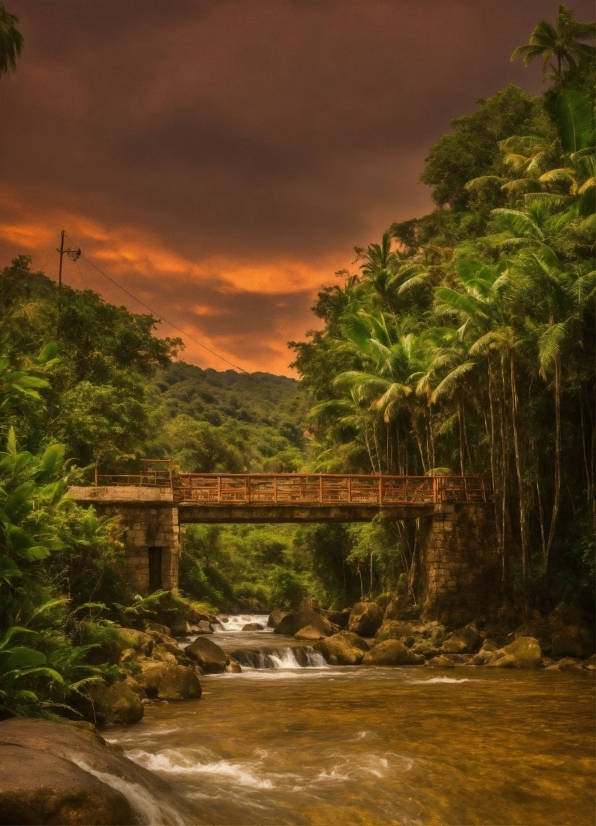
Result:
[0, 4, 593, 719]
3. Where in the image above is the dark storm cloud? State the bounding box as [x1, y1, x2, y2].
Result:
[1, 0, 593, 372]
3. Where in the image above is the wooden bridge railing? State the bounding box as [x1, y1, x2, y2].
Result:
[170, 473, 493, 505]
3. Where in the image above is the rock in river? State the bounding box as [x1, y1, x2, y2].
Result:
[267, 609, 289, 628]
[0, 718, 195, 825]
[315, 631, 370, 665]
[362, 640, 425, 666]
[185, 636, 228, 673]
[348, 602, 383, 636]
[86, 680, 144, 725]
[137, 662, 202, 700]
[242, 622, 265, 631]
[274, 607, 336, 637]
[295, 624, 325, 641]
[441, 624, 482, 655]
[486, 636, 543, 669]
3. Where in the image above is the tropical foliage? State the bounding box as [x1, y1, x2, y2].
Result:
[291, 11, 595, 609]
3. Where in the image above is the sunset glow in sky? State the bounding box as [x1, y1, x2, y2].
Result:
[1, 0, 591, 375]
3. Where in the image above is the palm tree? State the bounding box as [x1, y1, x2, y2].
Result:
[511, 4, 596, 90]
[0, 4, 23, 78]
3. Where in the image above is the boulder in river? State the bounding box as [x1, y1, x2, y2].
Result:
[243, 622, 265, 631]
[426, 655, 456, 668]
[185, 636, 228, 673]
[441, 624, 482, 655]
[188, 620, 214, 634]
[119, 627, 154, 656]
[86, 680, 144, 725]
[551, 625, 595, 659]
[225, 657, 242, 673]
[486, 636, 542, 669]
[267, 609, 289, 628]
[0, 717, 196, 825]
[137, 662, 202, 699]
[362, 640, 425, 666]
[314, 631, 369, 665]
[274, 607, 336, 637]
[325, 609, 350, 629]
[295, 625, 325, 641]
[348, 602, 383, 636]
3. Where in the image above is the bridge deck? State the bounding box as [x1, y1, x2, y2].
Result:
[94, 471, 491, 505]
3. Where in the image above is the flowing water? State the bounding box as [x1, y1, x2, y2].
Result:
[109, 616, 595, 825]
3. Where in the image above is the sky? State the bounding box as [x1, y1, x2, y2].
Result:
[0, 0, 592, 375]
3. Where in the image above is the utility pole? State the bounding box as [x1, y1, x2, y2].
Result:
[56, 229, 81, 341]
[57, 229, 65, 293]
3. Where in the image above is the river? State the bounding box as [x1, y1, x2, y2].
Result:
[108, 615, 595, 825]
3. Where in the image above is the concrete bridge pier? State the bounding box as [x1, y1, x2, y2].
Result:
[69, 487, 180, 597]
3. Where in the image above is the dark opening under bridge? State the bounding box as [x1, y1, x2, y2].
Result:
[70, 467, 499, 623]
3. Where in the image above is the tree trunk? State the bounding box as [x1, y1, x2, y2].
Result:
[509, 351, 529, 592]
[544, 357, 562, 567]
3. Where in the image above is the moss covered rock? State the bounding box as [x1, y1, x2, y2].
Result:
[295, 625, 325, 641]
[314, 631, 370, 665]
[87, 681, 144, 725]
[374, 620, 413, 642]
[137, 663, 202, 700]
[348, 602, 383, 636]
[362, 640, 425, 666]
[441, 625, 481, 655]
[184, 636, 228, 673]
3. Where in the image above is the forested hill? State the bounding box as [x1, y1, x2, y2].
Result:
[152, 362, 307, 436]
[146, 363, 309, 474]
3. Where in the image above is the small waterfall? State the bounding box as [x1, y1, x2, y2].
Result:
[72, 759, 187, 826]
[230, 646, 327, 669]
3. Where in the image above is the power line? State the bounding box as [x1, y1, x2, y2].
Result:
[64, 234, 248, 373]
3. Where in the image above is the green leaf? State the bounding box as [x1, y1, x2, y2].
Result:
[557, 90, 595, 154]
[1, 647, 47, 671]
[38, 444, 65, 475]
[19, 546, 51, 562]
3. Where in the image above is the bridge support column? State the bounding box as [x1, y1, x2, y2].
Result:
[417, 503, 500, 626]
[68, 487, 180, 597]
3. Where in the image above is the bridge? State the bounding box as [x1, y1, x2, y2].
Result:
[70, 465, 499, 622]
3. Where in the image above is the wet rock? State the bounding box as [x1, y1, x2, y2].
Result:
[446, 653, 471, 664]
[242, 622, 265, 631]
[480, 637, 502, 653]
[267, 609, 288, 628]
[274, 607, 336, 637]
[0, 742, 136, 825]
[185, 636, 228, 673]
[225, 657, 242, 673]
[556, 657, 583, 671]
[190, 620, 214, 634]
[137, 663, 202, 700]
[145, 621, 173, 637]
[314, 631, 370, 665]
[441, 625, 482, 655]
[348, 602, 383, 636]
[86, 680, 144, 725]
[401, 635, 416, 648]
[295, 625, 325, 641]
[362, 640, 425, 666]
[0, 718, 196, 825]
[492, 653, 519, 668]
[426, 655, 456, 668]
[410, 641, 441, 660]
[119, 627, 154, 656]
[374, 620, 413, 642]
[582, 653, 596, 671]
[551, 626, 595, 659]
[325, 609, 350, 629]
[487, 636, 542, 669]
[384, 595, 418, 621]
[470, 651, 492, 666]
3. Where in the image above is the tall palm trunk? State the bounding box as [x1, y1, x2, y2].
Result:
[509, 351, 529, 592]
[544, 357, 562, 567]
